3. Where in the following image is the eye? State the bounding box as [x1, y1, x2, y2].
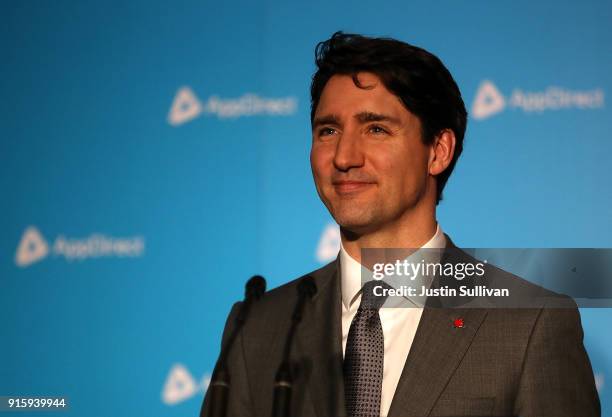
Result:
[318, 127, 336, 137]
[368, 125, 389, 135]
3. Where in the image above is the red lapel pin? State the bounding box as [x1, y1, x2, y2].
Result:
[453, 317, 465, 328]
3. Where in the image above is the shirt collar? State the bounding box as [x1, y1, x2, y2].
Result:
[340, 224, 446, 309]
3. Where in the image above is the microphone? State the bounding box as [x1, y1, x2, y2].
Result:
[208, 275, 267, 417]
[271, 277, 317, 417]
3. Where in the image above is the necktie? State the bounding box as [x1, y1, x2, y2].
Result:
[344, 280, 387, 417]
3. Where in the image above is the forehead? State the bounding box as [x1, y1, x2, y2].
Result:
[315, 72, 408, 119]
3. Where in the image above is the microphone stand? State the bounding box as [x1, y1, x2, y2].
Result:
[271, 277, 317, 417]
[208, 275, 266, 417]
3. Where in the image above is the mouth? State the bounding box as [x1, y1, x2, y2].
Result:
[332, 181, 375, 195]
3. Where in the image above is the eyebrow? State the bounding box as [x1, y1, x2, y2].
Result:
[312, 114, 340, 129]
[355, 111, 401, 125]
[312, 111, 401, 129]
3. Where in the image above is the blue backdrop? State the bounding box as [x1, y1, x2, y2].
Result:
[2, 1, 610, 416]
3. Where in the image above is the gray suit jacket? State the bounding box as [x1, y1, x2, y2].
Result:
[201, 241, 600, 417]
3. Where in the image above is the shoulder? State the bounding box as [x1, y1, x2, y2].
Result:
[260, 258, 337, 304]
[443, 238, 585, 344]
[443, 236, 573, 309]
[241, 259, 339, 333]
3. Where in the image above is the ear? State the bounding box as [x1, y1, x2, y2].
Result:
[428, 129, 456, 176]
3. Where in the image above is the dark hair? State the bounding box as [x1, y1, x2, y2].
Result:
[310, 32, 467, 204]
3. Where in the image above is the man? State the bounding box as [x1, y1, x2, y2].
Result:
[201, 32, 600, 417]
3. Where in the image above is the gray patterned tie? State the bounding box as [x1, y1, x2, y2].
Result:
[344, 280, 387, 417]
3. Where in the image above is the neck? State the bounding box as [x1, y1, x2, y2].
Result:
[341, 210, 437, 264]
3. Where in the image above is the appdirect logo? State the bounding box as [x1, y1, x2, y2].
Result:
[595, 372, 604, 393]
[168, 86, 298, 126]
[161, 363, 210, 406]
[15, 226, 49, 267]
[15, 226, 145, 268]
[316, 223, 340, 263]
[472, 80, 605, 120]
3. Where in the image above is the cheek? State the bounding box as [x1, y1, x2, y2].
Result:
[310, 146, 332, 180]
[384, 148, 429, 191]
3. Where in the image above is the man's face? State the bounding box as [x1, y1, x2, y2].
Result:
[310, 72, 433, 236]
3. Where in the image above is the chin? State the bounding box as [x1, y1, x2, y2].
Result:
[330, 202, 374, 225]
[335, 216, 377, 237]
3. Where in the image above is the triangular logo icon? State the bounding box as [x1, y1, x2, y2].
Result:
[595, 373, 604, 393]
[316, 223, 340, 263]
[15, 226, 49, 267]
[161, 363, 198, 405]
[168, 87, 203, 126]
[472, 80, 505, 120]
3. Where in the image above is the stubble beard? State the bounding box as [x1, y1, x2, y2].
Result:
[328, 197, 383, 237]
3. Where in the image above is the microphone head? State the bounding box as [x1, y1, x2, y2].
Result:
[246, 275, 267, 300]
[297, 276, 317, 299]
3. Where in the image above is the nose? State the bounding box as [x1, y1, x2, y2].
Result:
[333, 131, 364, 172]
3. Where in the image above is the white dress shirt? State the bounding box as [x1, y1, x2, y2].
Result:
[340, 225, 446, 417]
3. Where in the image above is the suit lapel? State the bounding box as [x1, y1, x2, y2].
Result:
[387, 307, 487, 417]
[295, 258, 346, 417]
[388, 238, 488, 417]
[291, 237, 486, 417]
